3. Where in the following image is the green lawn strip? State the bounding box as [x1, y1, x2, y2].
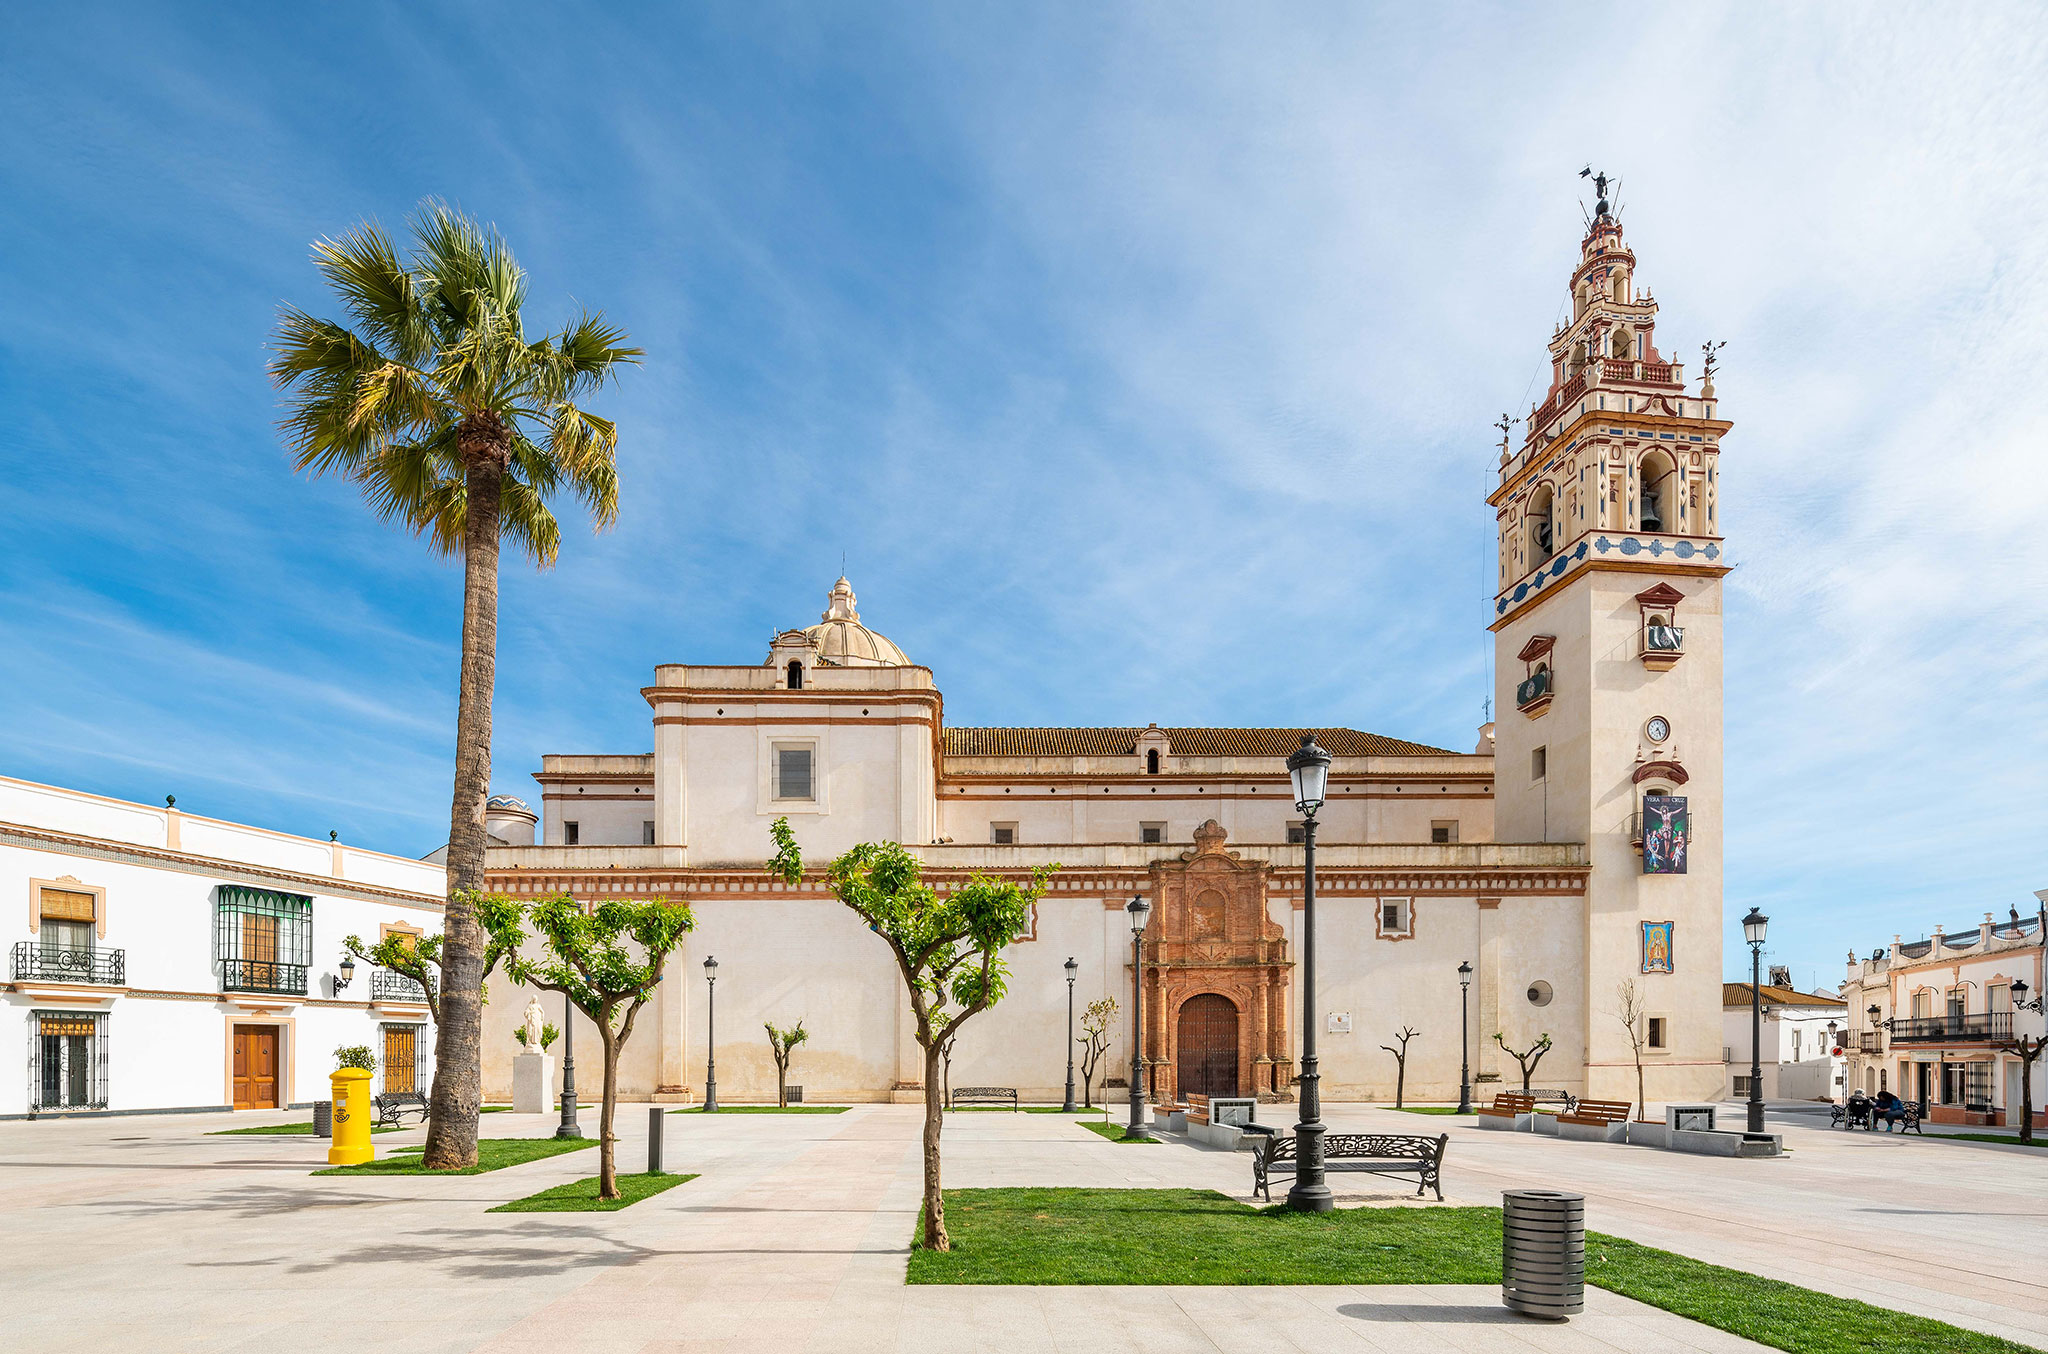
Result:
[1391, 1106, 1473, 1116]
[947, 1106, 1087, 1113]
[488, 1171, 697, 1213]
[1919, 1132, 2048, 1149]
[209, 1122, 401, 1135]
[670, 1105, 849, 1114]
[908, 1189, 2035, 1354]
[313, 1136, 595, 1176]
[1079, 1120, 1159, 1144]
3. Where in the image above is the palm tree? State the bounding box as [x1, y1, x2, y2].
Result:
[270, 202, 640, 1169]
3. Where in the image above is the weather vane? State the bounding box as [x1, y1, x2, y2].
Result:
[1579, 165, 1612, 220]
[1494, 412, 1519, 456]
[1700, 340, 1725, 381]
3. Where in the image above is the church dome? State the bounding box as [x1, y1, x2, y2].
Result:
[802, 577, 909, 666]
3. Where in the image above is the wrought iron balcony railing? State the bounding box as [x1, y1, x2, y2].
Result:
[1857, 1031, 1882, 1054]
[12, 941, 125, 985]
[221, 958, 308, 996]
[371, 969, 431, 1003]
[1888, 1012, 2011, 1044]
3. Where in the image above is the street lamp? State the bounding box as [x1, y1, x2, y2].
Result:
[1123, 897, 1152, 1141]
[2012, 980, 2045, 1014]
[1743, 906, 1768, 1134]
[703, 956, 720, 1113]
[1285, 732, 1334, 1212]
[555, 989, 582, 1139]
[1457, 961, 1474, 1113]
[1063, 957, 1079, 1112]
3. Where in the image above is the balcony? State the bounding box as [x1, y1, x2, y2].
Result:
[372, 969, 431, 1003]
[222, 959, 308, 996]
[1857, 1031, 1882, 1054]
[1640, 623, 1685, 671]
[1889, 1012, 2011, 1044]
[1515, 669, 1553, 717]
[12, 942, 125, 985]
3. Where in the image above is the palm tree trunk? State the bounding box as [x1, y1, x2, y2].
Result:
[421, 442, 504, 1171]
[919, 1042, 948, 1251]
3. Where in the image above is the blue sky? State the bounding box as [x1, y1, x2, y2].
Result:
[3, 5, 2043, 986]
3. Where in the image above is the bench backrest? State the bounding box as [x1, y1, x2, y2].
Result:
[1490, 1093, 1536, 1112]
[1187, 1093, 1210, 1110]
[952, 1087, 1016, 1103]
[1263, 1132, 1444, 1165]
[1571, 1099, 1632, 1123]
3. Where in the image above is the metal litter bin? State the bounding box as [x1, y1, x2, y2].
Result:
[313, 1100, 333, 1138]
[1502, 1190, 1584, 1319]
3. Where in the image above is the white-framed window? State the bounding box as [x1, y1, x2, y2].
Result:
[1375, 897, 1413, 940]
[774, 744, 815, 802]
[31, 1008, 107, 1112]
[1430, 820, 1459, 844]
[1531, 746, 1547, 781]
[1140, 822, 1165, 845]
[1647, 1015, 1669, 1051]
[1286, 821, 1306, 845]
[990, 822, 1017, 846]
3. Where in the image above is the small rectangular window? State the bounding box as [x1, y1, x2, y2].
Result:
[642, 821, 656, 846]
[1430, 820, 1459, 844]
[1140, 823, 1165, 845]
[775, 746, 814, 801]
[1376, 898, 1413, 939]
[1648, 1016, 1668, 1050]
[1286, 821, 1306, 845]
[564, 821, 580, 846]
[991, 823, 1016, 846]
[1531, 746, 1547, 781]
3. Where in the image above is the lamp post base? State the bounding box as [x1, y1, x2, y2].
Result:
[1285, 1121, 1334, 1211]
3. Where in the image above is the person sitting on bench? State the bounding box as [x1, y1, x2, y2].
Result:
[1873, 1089, 1908, 1132]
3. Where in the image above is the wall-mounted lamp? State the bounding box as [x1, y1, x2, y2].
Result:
[332, 954, 356, 998]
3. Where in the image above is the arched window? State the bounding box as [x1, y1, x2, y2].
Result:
[786, 661, 804, 690]
[1611, 272, 1627, 303]
[1638, 451, 1677, 532]
[1527, 484, 1556, 563]
[1146, 749, 1160, 775]
[1611, 328, 1633, 359]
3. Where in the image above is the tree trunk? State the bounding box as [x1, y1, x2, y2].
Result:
[919, 1042, 948, 1251]
[422, 438, 504, 1172]
[1394, 1057, 1406, 1109]
[2023, 1053, 2034, 1146]
[777, 1059, 788, 1109]
[599, 1024, 620, 1199]
[1636, 1055, 1647, 1122]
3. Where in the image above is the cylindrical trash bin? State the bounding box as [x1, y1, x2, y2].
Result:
[1502, 1190, 1584, 1319]
[313, 1100, 333, 1138]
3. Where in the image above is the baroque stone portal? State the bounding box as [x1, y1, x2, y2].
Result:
[1140, 820, 1293, 1101]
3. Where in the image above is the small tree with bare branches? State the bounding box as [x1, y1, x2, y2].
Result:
[1077, 996, 1118, 1108]
[1616, 980, 1651, 1121]
[1494, 1030, 1554, 1095]
[1380, 1026, 1420, 1108]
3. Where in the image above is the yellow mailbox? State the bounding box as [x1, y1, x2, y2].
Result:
[328, 1066, 374, 1166]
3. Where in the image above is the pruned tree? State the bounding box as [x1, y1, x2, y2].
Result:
[488, 893, 694, 1199]
[1077, 996, 1118, 1108]
[768, 816, 1047, 1252]
[1380, 1026, 1420, 1108]
[1995, 1032, 2048, 1144]
[341, 889, 522, 1024]
[1494, 1030, 1555, 1095]
[765, 1019, 809, 1108]
[1616, 980, 1650, 1121]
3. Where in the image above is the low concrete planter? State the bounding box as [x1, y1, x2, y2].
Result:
[1190, 1122, 1259, 1151]
[1159, 1109, 1187, 1133]
[1477, 1112, 1534, 1132]
[1558, 1117, 1627, 1143]
[1532, 1113, 1560, 1136]
[1670, 1127, 1782, 1157]
[1626, 1120, 1668, 1148]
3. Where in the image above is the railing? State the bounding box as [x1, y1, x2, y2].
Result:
[372, 969, 431, 1003]
[1888, 1012, 2011, 1043]
[221, 959, 308, 995]
[1857, 1031, 1882, 1054]
[1602, 358, 1636, 380]
[1639, 361, 1676, 384]
[12, 941, 125, 985]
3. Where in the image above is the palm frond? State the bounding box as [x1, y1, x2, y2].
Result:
[499, 474, 562, 567]
[309, 223, 432, 364]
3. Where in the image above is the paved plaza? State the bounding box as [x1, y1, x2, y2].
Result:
[2, 1101, 2043, 1353]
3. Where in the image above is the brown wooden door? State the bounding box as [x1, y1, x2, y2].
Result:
[382, 1026, 416, 1094]
[233, 1026, 279, 1109]
[1175, 994, 1239, 1098]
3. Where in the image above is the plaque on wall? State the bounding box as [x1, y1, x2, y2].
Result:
[1641, 794, 1689, 875]
[1641, 920, 1674, 974]
[1327, 1012, 1352, 1034]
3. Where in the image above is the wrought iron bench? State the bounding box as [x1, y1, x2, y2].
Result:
[1529, 1089, 1579, 1113]
[1254, 1132, 1448, 1202]
[951, 1086, 1018, 1110]
[373, 1091, 429, 1128]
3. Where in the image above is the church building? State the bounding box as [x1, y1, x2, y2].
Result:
[480, 193, 1732, 1110]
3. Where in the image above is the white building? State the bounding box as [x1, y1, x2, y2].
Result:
[1721, 976, 1846, 1102]
[1, 776, 444, 1118]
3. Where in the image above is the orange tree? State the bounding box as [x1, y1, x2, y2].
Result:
[768, 817, 1046, 1251]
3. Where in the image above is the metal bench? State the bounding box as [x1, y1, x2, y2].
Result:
[950, 1086, 1018, 1110]
[1254, 1132, 1448, 1202]
[1528, 1088, 1579, 1113]
[372, 1091, 429, 1128]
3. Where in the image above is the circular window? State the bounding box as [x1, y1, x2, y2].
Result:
[1527, 980, 1554, 1007]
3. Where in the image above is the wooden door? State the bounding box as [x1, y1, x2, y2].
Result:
[1175, 994, 1240, 1098]
[382, 1026, 416, 1094]
[233, 1026, 279, 1109]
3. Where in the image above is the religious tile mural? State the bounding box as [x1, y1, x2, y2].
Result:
[1641, 920, 1674, 974]
[1641, 794, 1689, 875]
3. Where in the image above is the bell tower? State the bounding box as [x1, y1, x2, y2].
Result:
[1488, 176, 1732, 1104]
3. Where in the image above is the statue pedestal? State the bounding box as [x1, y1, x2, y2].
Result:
[513, 1052, 554, 1114]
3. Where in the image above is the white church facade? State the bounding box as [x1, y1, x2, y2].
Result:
[478, 199, 1734, 1111]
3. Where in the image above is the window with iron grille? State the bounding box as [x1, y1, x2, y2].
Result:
[380, 1023, 428, 1096]
[216, 886, 312, 994]
[29, 1009, 107, 1112]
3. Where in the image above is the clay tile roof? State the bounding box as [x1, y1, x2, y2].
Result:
[942, 727, 1455, 758]
[1722, 983, 1846, 1009]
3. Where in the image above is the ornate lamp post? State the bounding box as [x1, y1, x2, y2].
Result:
[555, 990, 582, 1139]
[1285, 732, 1334, 1212]
[1123, 897, 1153, 1141]
[1457, 961, 1473, 1114]
[1063, 956, 1079, 1112]
[1743, 907, 1769, 1133]
[703, 955, 720, 1113]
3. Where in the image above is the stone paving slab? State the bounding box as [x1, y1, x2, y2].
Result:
[0, 1102, 2038, 1352]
